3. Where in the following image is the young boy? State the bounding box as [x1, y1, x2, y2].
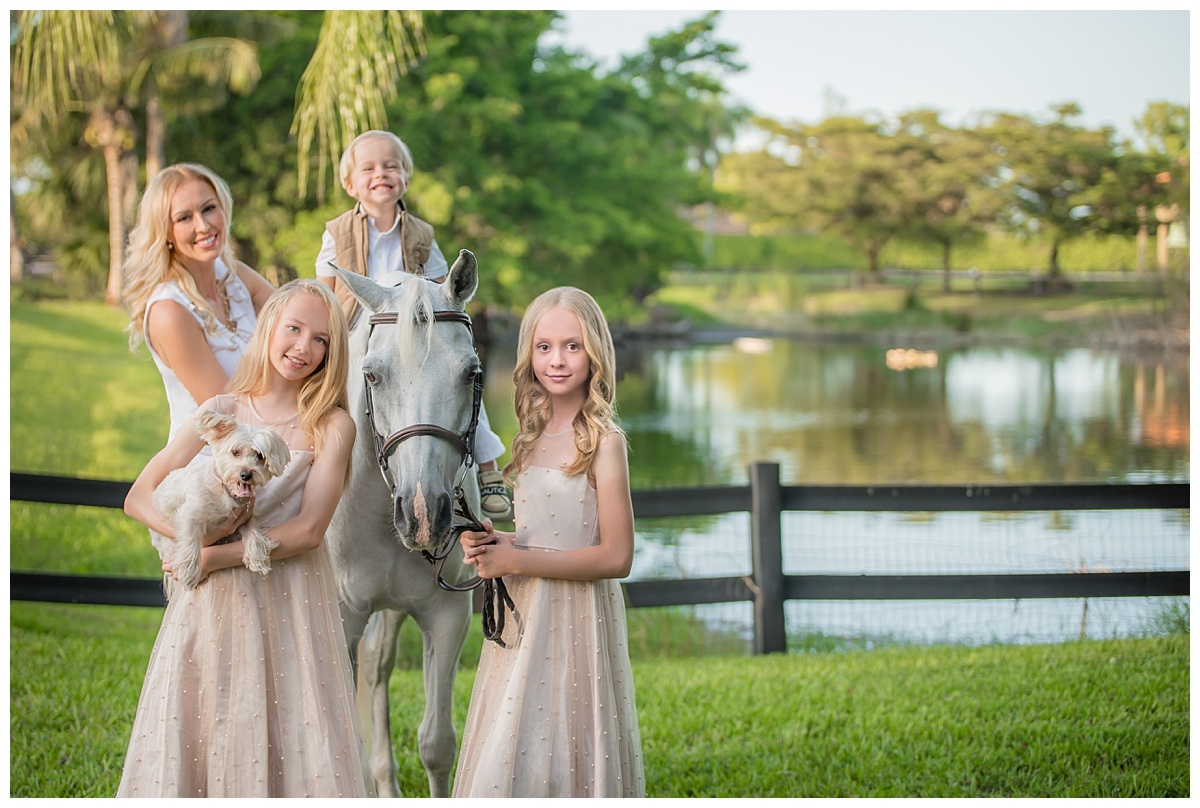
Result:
[316, 130, 513, 521]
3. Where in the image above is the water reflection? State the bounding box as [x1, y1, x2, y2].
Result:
[482, 337, 1189, 645]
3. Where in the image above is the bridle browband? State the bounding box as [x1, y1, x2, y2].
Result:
[361, 307, 516, 646]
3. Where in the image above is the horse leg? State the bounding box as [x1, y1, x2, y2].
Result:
[415, 593, 472, 798]
[359, 608, 406, 797]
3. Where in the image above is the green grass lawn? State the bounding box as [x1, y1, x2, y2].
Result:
[10, 601, 1188, 798]
[8, 296, 1190, 798]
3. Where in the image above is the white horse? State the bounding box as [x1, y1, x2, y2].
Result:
[325, 253, 483, 797]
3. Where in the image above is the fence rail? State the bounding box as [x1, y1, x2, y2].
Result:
[11, 468, 1190, 653]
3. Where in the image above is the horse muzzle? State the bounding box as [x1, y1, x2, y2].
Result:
[392, 484, 455, 551]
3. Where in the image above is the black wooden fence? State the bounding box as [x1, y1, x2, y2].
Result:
[10, 466, 1190, 654]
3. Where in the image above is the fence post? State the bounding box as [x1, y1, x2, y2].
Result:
[750, 462, 787, 654]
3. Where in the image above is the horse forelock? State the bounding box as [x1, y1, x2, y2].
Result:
[388, 279, 440, 369]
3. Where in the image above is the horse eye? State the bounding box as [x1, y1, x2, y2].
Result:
[364, 371, 378, 384]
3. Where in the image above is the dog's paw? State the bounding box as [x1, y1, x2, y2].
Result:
[174, 556, 203, 590]
[242, 527, 278, 575]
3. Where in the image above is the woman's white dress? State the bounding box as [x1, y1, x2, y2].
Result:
[143, 258, 256, 442]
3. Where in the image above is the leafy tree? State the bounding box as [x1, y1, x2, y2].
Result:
[893, 110, 1003, 290]
[1134, 101, 1190, 269]
[11, 10, 261, 302]
[617, 12, 748, 265]
[13, 10, 741, 316]
[726, 114, 937, 281]
[981, 105, 1119, 278]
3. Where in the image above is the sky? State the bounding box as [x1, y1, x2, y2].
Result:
[546, 7, 1190, 147]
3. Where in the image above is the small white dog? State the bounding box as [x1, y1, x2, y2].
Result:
[151, 409, 291, 594]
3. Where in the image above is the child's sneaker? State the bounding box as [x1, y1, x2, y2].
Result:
[478, 469, 514, 521]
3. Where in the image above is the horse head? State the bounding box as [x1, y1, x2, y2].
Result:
[335, 251, 481, 552]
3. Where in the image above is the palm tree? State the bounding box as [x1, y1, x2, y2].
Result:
[12, 10, 260, 303]
[290, 10, 426, 199]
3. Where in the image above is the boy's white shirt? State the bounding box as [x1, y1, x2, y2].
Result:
[315, 210, 448, 282]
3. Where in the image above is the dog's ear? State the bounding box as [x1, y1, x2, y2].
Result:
[254, 428, 292, 478]
[194, 409, 238, 445]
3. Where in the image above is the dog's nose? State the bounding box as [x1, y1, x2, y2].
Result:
[240, 470, 254, 482]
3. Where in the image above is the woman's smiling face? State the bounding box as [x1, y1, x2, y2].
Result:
[169, 179, 227, 268]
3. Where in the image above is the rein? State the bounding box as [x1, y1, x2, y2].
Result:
[361, 308, 517, 646]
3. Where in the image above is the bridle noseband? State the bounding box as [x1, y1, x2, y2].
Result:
[361, 307, 516, 646]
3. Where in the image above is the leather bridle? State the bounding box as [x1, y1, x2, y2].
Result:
[361, 308, 516, 646]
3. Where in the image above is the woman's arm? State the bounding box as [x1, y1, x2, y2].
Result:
[461, 432, 635, 581]
[197, 409, 357, 575]
[234, 260, 277, 313]
[123, 398, 250, 542]
[146, 301, 232, 405]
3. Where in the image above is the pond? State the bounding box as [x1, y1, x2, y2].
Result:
[480, 337, 1190, 647]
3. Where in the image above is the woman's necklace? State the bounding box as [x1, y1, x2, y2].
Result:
[213, 269, 237, 334]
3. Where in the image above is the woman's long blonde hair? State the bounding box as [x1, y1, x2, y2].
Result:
[505, 286, 621, 483]
[122, 163, 238, 350]
[226, 280, 349, 454]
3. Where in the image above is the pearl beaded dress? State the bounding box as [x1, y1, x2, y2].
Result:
[452, 428, 645, 797]
[117, 395, 372, 797]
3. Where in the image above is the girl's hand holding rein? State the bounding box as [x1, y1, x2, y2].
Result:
[461, 518, 520, 579]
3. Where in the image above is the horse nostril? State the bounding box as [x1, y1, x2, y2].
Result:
[240, 470, 254, 482]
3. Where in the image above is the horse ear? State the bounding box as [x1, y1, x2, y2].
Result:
[333, 265, 394, 315]
[443, 249, 478, 308]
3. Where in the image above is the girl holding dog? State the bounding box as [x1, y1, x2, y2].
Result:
[452, 287, 645, 798]
[119, 280, 372, 797]
[123, 163, 276, 442]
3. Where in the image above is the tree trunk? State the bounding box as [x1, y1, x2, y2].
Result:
[146, 11, 188, 179]
[1136, 206, 1148, 275]
[941, 241, 952, 292]
[146, 95, 165, 179]
[11, 190, 24, 283]
[1048, 240, 1060, 277]
[87, 105, 137, 305]
[103, 139, 127, 304]
[866, 242, 883, 284]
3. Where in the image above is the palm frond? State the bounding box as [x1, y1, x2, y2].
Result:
[131, 37, 262, 101]
[290, 10, 426, 199]
[11, 10, 121, 119]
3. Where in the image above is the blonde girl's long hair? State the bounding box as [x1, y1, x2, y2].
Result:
[122, 163, 238, 351]
[226, 280, 350, 455]
[505, 286, 621, 484]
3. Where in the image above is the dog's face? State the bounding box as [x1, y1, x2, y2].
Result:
[194, 409, 292, 500]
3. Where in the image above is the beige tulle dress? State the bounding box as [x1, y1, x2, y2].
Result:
[117, 394, 372, 798]
[452, 428, 645, 798]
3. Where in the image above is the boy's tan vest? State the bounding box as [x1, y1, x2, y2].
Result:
[324, 200, 436, 321]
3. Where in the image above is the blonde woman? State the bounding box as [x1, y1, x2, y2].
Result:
[453, 287, 645, 797]
[123, 163, 275, 441]
[119, 280, 371, 797]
